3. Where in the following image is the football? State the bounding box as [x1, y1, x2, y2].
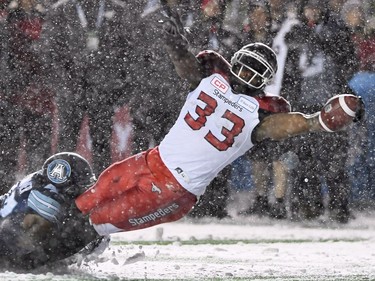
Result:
[319, 94, 359, 132]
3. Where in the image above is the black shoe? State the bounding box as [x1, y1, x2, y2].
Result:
[328, 199, 351, 224]
[298, 200, 325, 220]
[269, 199, 287, 220]
[188, 204, 230, 219]
[329, 206, 351, 224]
[238, 196, 270, 216]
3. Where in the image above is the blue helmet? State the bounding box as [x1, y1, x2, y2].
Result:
[42, 152, 96, 196]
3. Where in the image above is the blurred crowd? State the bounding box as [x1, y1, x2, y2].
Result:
[0, 0, 374, 224]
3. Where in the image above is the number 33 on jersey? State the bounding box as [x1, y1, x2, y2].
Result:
[159, 74, 260, 196]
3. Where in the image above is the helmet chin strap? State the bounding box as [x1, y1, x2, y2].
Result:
[230, 75, 260, 96]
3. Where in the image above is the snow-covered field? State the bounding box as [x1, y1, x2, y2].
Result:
[1, 208, 375, 281]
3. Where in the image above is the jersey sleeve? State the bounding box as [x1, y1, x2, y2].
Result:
[255, 95, 291, 113]
[27, 183, 64, 225]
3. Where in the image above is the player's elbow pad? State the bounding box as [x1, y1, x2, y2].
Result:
[28, 189, 62, 224]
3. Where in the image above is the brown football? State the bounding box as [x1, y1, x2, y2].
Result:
[319, 94, 359, 132]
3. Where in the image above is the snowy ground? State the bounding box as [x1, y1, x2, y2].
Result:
[1, 206, 375, 281]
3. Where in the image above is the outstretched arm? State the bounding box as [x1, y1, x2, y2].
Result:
[162, 15, 204, 88]
[254, 94, 365, 142]
[253, 112, 322, 142]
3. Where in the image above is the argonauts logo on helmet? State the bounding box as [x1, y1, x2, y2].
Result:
[47, 159, 72, 184]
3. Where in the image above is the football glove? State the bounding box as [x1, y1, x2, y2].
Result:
[161, 9, 185, 36]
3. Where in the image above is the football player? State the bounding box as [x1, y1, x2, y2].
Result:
[74, 13, 364, 236]
[0, 152, 103, 270]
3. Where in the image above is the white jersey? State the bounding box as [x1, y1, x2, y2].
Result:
[159, 74, 260, 196]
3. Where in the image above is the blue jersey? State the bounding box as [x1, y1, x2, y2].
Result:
[0, 171, 64, 225]
[0, 171, 102, 270]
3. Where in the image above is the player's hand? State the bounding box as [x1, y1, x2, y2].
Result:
[162, 18, 180, 36]
[160, 9, 185, 36]
[162, 17, 185, 37]
[160, 12, 189, 48]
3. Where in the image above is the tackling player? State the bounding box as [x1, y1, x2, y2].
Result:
[0, 152, 103, 270]
[75, 13, 364, 236]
